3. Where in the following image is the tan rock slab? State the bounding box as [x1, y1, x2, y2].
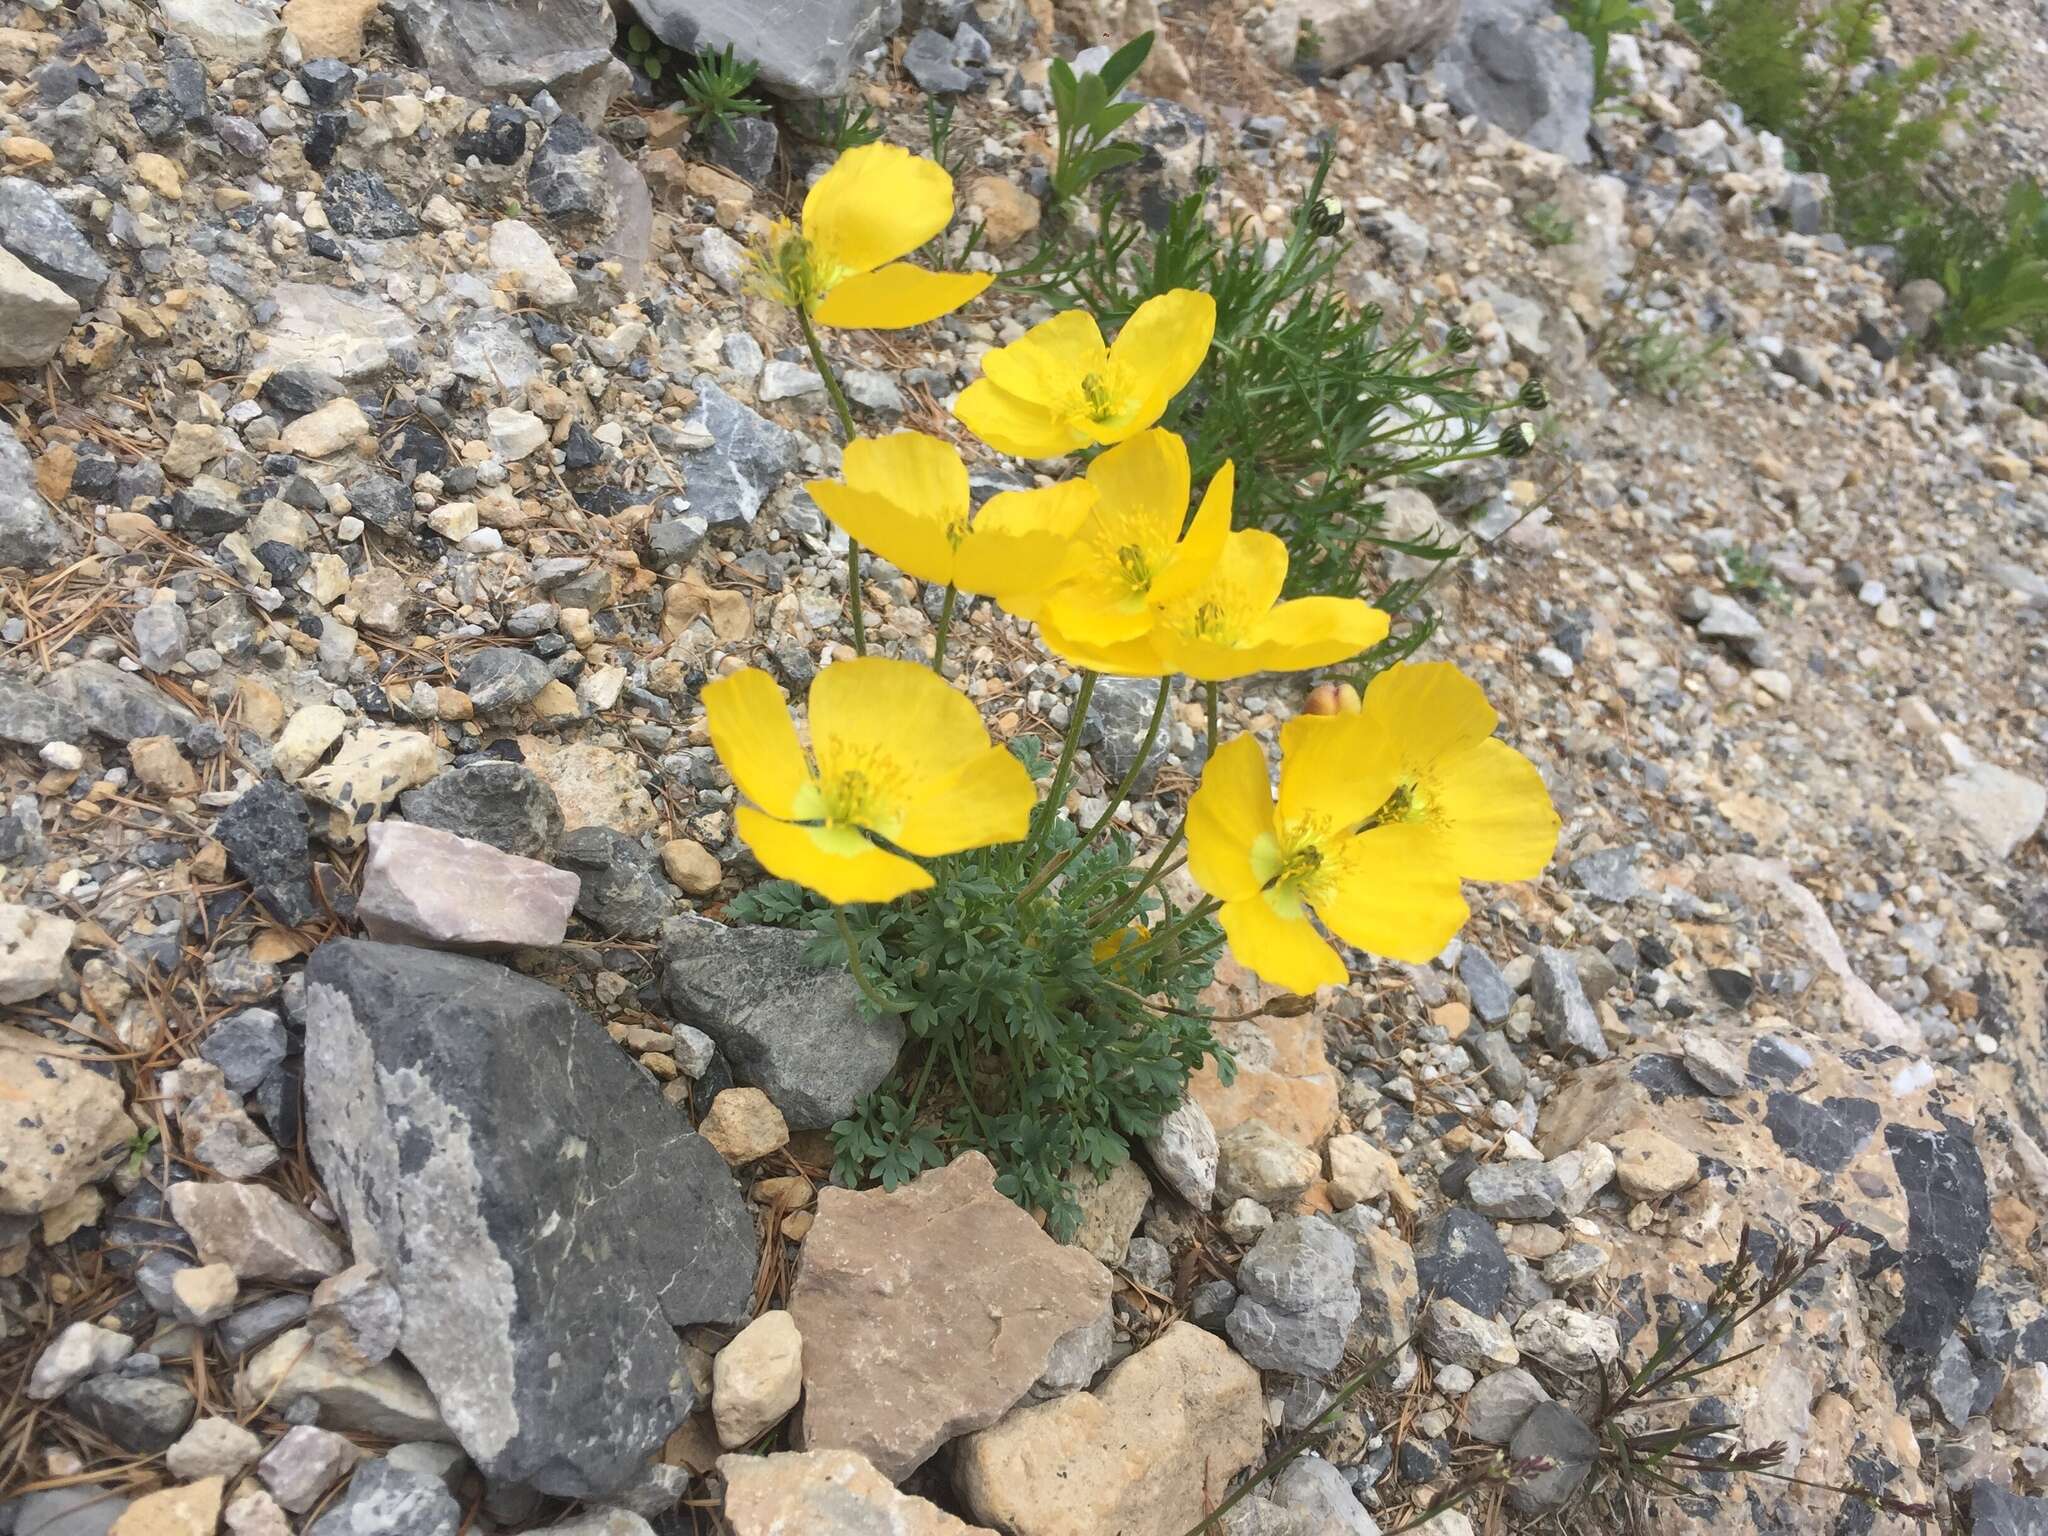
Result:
[0, 1023, 130, 1215]
[1609, 1125, 1701, 1200]
[1188, 960, 1338, 1151]
[790, 1151, 1112, 1480]
[721, 1449, 996, 1535]
[130, 735, 199, 795]
[1066, 1159, 1152, 1266]
[520, 738, 657, 836]
[357, 820, 578, 950]
[956, 1322, 1264, 1536]
[237, 1326, 450, 1440]
[167, 1180, 345, 1281]
[699, 1088, 789, 1166]
[713, 1309, 802, 1448]
[109, 1475, 222, 1536]
[282, 0, 379, 59]
[660, 838, 722, 896]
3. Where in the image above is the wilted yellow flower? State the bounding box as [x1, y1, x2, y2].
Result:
[1186, 662, 1557, 991]
[1034, 429, 1232, 647]
[804, 432, 1097, 607]
[703, 658, 1034, 904]
[955, 289, 1216, 458]
[750, 143, 991, 329]
[1040, 528, 1389, 680]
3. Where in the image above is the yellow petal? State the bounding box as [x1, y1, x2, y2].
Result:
[805, 481, 957, 586]
[737, 806, 933, 905]
[1220, 893, 1348, 993]
[1084, 428, 1190, 555]
[1039, 572, 1159, 647]
[808, 656, 992, 812]
[846, 430, 970, 513]
[1313, 823, 1471, 963]
[894, 744, 1036, 856]
[1036, 611, 1174, 675]
[813, 264, 992, 329]
[1275, 712, 1402, 833]
[981, 308, 1109, 405]
[703, 667, 811, 819]
[953, 379, 1086, 459]
[1186, 733, 1274, 902]
[1170, 597, 1388, 682]
[1360, 661, 1498, 766]
[1427, 737, 1560, 883]
[1149, 458, 1234, 608]
[802, 143, 956, 276]
[1108, 288, 1216, 428]
[955, 481, 1097, 607]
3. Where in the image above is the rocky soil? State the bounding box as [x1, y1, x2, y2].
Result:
[1, 0, 2045, 1533]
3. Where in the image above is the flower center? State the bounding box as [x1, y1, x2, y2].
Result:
[1116, 543, 1155, 591]
[1366, 779, 1431, 830]
[1252, 819, 1338, 917]
[1079, 371, 1118, 422]
[820, 768, 879, 827]
[945, 513, 970, 551]
[747, 223, 851, 313]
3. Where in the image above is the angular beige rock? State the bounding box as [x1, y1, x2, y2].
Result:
[162, 0, 283, 64]
[1326, 1133, 1419, 1212]
[166, 1417, 263, 1481]
[0, 902, 76, 1005]
[488, 218, 577, 306]
[699, 1087, 789, 1165]
[109, 1475, 223, 1536]
[357, 820, 579, 950]
[1067, 1158, 1152, 1266]
[1609, 1125, 1701, 1200]
[1352, 1223, 1421, 1357]
[713, 1309, 803, 1448]
[279, 397, 369, 459]
[721, 1449, 996, 1536]
[170, 1262, 241, 1325]
[299, 727, 441, 845]
[167, 1181, 346, 1281]
[790, 1151, 1113, 1480]
[521, 739, 657, 836]
[660, 838, 722, 896]
[0, 1024, 130, 1215]
[1189, 961, 1338, 1150]
[273, 704, 348, 783]
[957, 1322, 1264, 1536]
[129, 735, 199, 795]
[0, 245, 79, 369]
[238, 1327, 451, 1440]
[1215, 1118, 1320, 1205]
[282, 0, 379, 58]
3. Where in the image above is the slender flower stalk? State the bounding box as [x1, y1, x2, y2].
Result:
[1018, 674, 1172, 905]
[932, 584, 958, 671]
[797, 308, 869, 656]
[1027, 670, 1098, 857]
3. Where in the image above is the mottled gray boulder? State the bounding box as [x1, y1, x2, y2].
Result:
[386, 0, 629, 124]
[399, 761, 564, 860]
[1431, 0, 1592, 163]
[659, 917, 903, 1130]
[1226, 1216, 1361, 1376]
[0, 177, 109, 304]
[41, 659, 197, 743]
[308, 1459, 460, 1536]
[0, 674, 84, 746]
[302, 940, 755, 1498]
[556, 826, 671, 938]
[1, 420, 65, 570]
[673, 377, 799, 532]
[1083, 677, 1169, 797]
[632, 0, 904, 97]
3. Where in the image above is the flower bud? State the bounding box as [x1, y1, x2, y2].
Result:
[1306, 195, 1346, 238]
[1498, 421, 1538, 458]
[1518, 376, 1550, 410]
[1444, 323, 1475, 354]
[1302, 680, 1362, 716]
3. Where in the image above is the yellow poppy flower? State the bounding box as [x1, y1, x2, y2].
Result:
[1035, 430, 1233, 647]
[1185, 662, 1557, 990]
[1039, 528, 1390, 680]
[749, 143, 992, 329]
[804, 432, 1098, 609]
[954, 289, 1217, 458]
[703, 658, 1034, 905]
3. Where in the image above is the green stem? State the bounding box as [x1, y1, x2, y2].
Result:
[1204, 681, 1220, 761]
[834, 910, 910, 1014]
[932, 584, 957, 672]
[797, 308, 867, 657]
[1018, 674, 1172, 905]
[1088, 823, 1186, 935]
[1027, 670, 1097, 857]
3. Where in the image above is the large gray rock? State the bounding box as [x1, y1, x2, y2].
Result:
[632, 0, 904, 98]
[1431, 0, 1592, 163]
[1300, 0, 1461, 70]
[307, 1459, 460, 1536]
[386, 0, 629, 124]
[302, 940, 755, 1498]
[0, 177, 110, 304]
[0, 674, 84, 746]
[659, 918, 903, 1130]
[669, 377, 800, 535]
[0, 245, 77, 371]
[41, 660, 197, 743]
[399, 760, 565, 860]
[0, 421, 65, 570]
[1225, 1215, 1361, 1376]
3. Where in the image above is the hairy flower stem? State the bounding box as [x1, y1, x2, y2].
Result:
[932, 583, 958, 672]
[1027, 670, 1098, 858]
[834, 909, 911, 1014]
[1204, 681, 1219, 759]
[797, 308, 867, 656]
[1017, 676, 1172, 904]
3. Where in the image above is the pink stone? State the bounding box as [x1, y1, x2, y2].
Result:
[357, 820, 578, 950]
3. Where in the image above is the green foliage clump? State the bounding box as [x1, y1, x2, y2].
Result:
[1901, 178, 2048, 351]
[1617, 319, 1731, 397]
[621, 25, 768, 129]
[1564, 0, 1650, 105]
[729, 740, 1231, 1240]
[1522, 199, 1580, 247]
[787, 96, 883, 153]
[1047, 34, 1153, 206]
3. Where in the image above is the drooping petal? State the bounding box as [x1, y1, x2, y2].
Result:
[894, 744, 1036, 856]
[954, 379, 1086, 459]
[1312, 822, 1471, 963]
[955, 481, 1097, 607]
[1186, 733, 1276, 902]
[1084, 428, 1191, 555]
[808, 656, 993, 811]
[814, 265, 993, 329]
[1036, 612, 1174, 675]
[1220, 893, 1349, 993]
[846, 430, 971, 517]
[702, 668, 811, 819]
[805, 481, 958, 586]
[1149, 458, 1235, 608]
[1275, 711, 1402, 833]
[1426, 736, 1560, 883]
[1171, 597, 1388, 681]
[980, 308, 1110, 406]
[737, 806, 933, 905]
[1360, 660, 1499, 766]
[1109, 289, 1217, 429]
[1040, 571, 1159, 647]
[802, 143, 957, 276]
